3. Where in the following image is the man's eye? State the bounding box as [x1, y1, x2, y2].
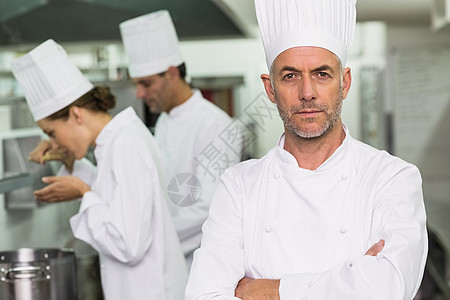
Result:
[317, 72, 330, 78]
[139, 81, 152, 88]
[284, 73, 295, 79]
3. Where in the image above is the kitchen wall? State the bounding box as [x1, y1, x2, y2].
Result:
[384, 25, 450, 297]
[384, 24, 450, 205]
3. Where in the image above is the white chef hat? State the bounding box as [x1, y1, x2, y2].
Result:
[11, 39, 94, 121]
[255, 0, 357, 70]
[119, 10, 184, 78]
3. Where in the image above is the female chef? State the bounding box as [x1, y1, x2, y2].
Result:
[11, 39, 187, 300]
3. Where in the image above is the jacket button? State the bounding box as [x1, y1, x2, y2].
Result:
[274, 173, 280, 179]
[265, 225, 273, 233]
[341, 174, 348, 181]
[340, 227, 347, 234]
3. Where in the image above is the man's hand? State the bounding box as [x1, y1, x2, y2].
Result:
[34, 176, 90, 203]
[365, 239, 385, 256]
[235, 278, 280, 300]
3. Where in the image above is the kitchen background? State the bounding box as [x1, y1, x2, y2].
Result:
[0, 0, 450, 298]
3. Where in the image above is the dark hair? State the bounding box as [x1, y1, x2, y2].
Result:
[158, 63, 187, 81]
[177, 63, 187, 81]
[46, 86, 116, 120]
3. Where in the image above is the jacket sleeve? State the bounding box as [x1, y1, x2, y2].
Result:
[185, 172, 244, 300]
[70, 139, 158, 265]
[279, 164, 428, 300]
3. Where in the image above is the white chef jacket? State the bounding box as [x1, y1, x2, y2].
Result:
[186, 126, 428, 300]
[68, 107, 187, 300]
[155, 89, 241, 267]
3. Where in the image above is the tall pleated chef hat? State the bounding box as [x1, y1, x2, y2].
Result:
[11, 39, 94, 121]
[119, 10, 184, 78]
[254, 0, 357, 70]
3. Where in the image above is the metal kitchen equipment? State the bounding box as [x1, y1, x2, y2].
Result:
[0, 128, 58, 210]
[65, 237, 104, 300]
[76, 252, 104, 300]
[0, 248, 77, 300]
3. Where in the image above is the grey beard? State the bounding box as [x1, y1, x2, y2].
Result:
[275, 90, 343, 139]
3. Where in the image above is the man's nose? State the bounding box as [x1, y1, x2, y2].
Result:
[299, 76, 317, 101]
[136, 85, 145, 99]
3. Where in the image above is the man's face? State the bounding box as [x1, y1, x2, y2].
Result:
[132, 72, 173, 114]
[262, 46, 351, 139]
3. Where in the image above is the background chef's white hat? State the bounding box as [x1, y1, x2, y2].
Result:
[255, 0, 357, 70]
[119, 10, 184, 78]
[11, 39, 94, 121]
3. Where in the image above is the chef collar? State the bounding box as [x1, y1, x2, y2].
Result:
[166, 89, 202, 117]
[94, 107, 137, 161]
[277, 124, 350, 171]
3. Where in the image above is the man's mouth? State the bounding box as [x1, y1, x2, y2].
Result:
[297, 110, 322, 117]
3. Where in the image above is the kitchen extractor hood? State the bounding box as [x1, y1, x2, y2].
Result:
[0, 0, 245, 45]
[431, 0, 450, 31]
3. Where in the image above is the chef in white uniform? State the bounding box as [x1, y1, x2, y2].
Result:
[185, 0, 428, 299]
[11, 39, 187, 300]
[119, 10, 242, 268]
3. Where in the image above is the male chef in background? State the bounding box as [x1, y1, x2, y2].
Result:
[119, 10, 242, 269]
[185, 0, 428, 298]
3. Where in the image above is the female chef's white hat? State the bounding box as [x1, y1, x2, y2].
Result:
[254, 0, 357, 70]
[119, 10, 184, 78]
[11, 39, 94, 121]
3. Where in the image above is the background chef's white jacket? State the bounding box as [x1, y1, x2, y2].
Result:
[67, 107, 187, 300]
[155, 89, 242, 267]
[186, 126, 428, 300]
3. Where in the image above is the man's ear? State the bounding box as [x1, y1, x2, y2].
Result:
[166, 66, 179, 80]
[261, 74, 276, 104]
[341, 67, 352, 100]
[69, 106, 83, 124]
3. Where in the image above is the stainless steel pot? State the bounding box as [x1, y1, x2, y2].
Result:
[0, 248, 77, 300]
[65, 237, 103, 300]
[76, 253, 103, 300]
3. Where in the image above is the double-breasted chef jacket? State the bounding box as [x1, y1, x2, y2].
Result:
[67, 107, 187, 300]
[155, 89, 241, 267]
[186, 126, 428, 299]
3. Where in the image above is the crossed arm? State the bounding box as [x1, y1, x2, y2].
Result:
[234, 240, 385, 300]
